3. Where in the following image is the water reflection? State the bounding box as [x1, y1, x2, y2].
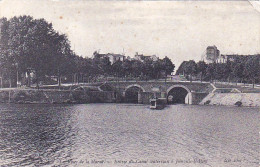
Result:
[0, 104, 258, 167]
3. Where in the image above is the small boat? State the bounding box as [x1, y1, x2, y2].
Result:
[150, 98, 167, 109]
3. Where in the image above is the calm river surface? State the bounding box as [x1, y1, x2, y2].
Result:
[0, 104, 259, 167]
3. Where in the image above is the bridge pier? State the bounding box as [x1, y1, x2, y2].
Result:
[185, 92, 193, 105]
[122, 90, 207, 105]
[107, 81, 212, 105]
[138, 92, 142, 104]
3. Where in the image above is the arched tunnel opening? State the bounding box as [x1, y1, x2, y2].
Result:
[167, 87, 189, 104]
[125, 86, 143, 103]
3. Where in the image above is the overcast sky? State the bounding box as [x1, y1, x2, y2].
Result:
[0, 0, 259, 69]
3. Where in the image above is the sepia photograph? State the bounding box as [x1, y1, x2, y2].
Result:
[0, 0, 259, 166]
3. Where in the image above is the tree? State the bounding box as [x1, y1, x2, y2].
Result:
[225, 59, 233, 83]
[0, 16, 75, 87]
[100, 57, 111, 76]
[176, 60, 196, 82]
[54, 34, 74, 86]
[131, 60, 144, 79]
[184, 60, 197, 82]
[122, 60, 132, 79]
[196, 61, 207, 82]
[205, 63, 216, 82]
[0, 17, 14, 87]
[111, 60, 123, 78]
[243, 55, 260, 88]
[1, 16, 178, 86]
[152, 59, 163, 79]
[162, 56, 175, 81]
[143, 59, 153, 81]
[176, 61, 188, 76]
[215, 63, 227, 82]
[232, 63, 244, 84]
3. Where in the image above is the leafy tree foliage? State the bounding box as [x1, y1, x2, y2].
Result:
[176, 60, 197, 82]
[0, 16, 175, 87]
[243, 56, 260, 87]
[196, 61, 207, 82]
[176, 55, 260, 84]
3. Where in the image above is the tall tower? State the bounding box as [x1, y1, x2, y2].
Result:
[206, 45, 220, 63]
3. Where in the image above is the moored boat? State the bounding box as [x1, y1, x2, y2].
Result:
[150, 98, 167, 109]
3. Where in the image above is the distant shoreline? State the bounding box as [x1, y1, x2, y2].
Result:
[0, 88, 259, 107]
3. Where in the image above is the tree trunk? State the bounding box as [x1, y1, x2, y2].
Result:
[35, 71, 39, 90]
[58, 76, 61, 87]
[0, 74, 3, 88]
[74, 73, 77, 84]
[16, 69, 19, 88]
[36, 77, 39, 90]
[9, 78, 12, 88]
[27, 71, 31, 87]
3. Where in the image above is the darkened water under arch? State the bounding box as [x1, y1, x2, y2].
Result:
[0, 104, 258, 167]
[167, 87, 189, 104]
[125, 86, 143, 103]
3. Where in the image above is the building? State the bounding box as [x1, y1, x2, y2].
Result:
[126, 56, 135, 61]
[203, 46, 259, 64]
[105, 53, 125, 64]
[134, 52, 159, 62]
[218, 54, 227, 63]
[93, 52, 125, 64]
[220, 54, 259, 63]
[92, 51, 159, 64]
[205, 45, 220, 63]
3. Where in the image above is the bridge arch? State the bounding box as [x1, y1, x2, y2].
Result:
[167, 85, 192, 104]
[125, 84, 146, 92]
[124, 84, 145, 103]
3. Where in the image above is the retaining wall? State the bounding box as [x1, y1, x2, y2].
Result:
[200, 93, 260, 107]
[0, 89, 116, 104]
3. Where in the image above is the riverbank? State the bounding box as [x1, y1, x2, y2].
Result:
[0, 89, 72, 104]
[200, 93, 260, 107]
[0, 88, 259, 107]
[0, 88, 116, 104]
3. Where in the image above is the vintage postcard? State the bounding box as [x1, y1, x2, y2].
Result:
[0, 0, 259, 167]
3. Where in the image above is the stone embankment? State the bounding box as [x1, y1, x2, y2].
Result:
[1, 86, 259, 107]
[0, 89, 116, 104]
[200, 93, 260, 107]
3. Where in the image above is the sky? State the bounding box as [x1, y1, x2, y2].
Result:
[0, 0, 260, 69]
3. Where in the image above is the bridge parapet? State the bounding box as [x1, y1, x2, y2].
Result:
[105, 81, 214, 105]
[106, 81, 213, 93]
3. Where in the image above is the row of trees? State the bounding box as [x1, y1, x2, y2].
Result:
[68, 54, 175, 83]
[0, 16, 76, 87]
[0, 15, 175, 88]
[91, 56, 175, 80]
[176, 55, 260, 86]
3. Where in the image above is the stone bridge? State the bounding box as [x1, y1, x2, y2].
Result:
[103, 81, 214, 105]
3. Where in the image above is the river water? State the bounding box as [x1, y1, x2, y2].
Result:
[0, 104, 259, 167]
